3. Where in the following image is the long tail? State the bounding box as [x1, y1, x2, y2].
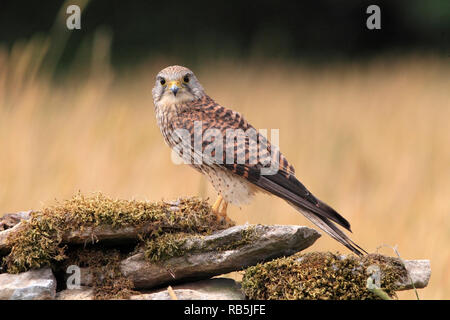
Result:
[288, 202, 367, 256]
[255, 173, 367, 256]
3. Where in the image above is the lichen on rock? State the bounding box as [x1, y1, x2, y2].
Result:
[241, 251, 408, 300]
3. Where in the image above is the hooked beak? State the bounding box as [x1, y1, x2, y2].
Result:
[168, 80, 181, 96]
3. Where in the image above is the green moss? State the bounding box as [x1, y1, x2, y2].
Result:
[1, 192, 235, 299]
[144, 232, 190, 262]
[241, 252, 407, 300]
[218, 225, 257, 251]
[143, 225, 257, 263]
[2, 192, 232, 273]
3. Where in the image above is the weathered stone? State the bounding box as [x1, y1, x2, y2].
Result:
[120, 224, 320, 289]
[55, 278, 243, 300]
[0, 211, 31, 231]
[0, 224, 20, 254]
[0, 267, 56, 300]
[396, 259, 431, 290]
[0, 206, 432, 299]
[55, 286, 94, 300]
[0, 201, 213, 253]
[131, 278, 244, 300]
[0, 220, 162, 254]
[61, 224, 150, 245]
[0, 212, 31, 254]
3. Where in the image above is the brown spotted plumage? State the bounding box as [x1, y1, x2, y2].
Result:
[152, 65, 366, 255]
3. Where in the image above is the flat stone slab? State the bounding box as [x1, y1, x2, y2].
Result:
[396, 259, 431, 290]
[56, 287, 94, 300]
[119, 224, 320, 289]
[0, 216, 173, 254]
[131, 278, 244, 300]
[56, 278, 244, 300]
[0, 202, 223, 254]
[0, 267, 56, 300]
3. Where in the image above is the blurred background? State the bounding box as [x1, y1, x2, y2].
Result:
[0, 0, 449, 299]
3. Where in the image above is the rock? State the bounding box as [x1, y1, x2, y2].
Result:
[131, 278, 244, 300]
[396, 259, 431, 290]
[0, 201, 218, 253]
[0, 267, 56, 300]
[120, 224, 320, 289]
[55, 278, 243, 300]
[61, 224, 150, 245]
[0, 211, 31, 231]
[56, 286, 94, 300]
[0, 224, 21, 254]
[0, 220, 165, 254]
[0, 205, 432, 299]
[0, 212, 31, 254]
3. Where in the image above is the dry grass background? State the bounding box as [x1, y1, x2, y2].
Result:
[0, 34, 449, 299]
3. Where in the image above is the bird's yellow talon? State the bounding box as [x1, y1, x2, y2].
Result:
[211, 195, 231, 223]
[212, 195, 223, 220]
[219, 201, 228, 218]
[219, 201, 232, 224]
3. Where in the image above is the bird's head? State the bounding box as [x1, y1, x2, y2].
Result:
[152, 65, 205, 107]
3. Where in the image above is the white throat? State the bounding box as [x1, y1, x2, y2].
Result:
[157, 94, 192, 107]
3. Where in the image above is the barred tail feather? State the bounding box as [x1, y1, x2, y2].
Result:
[288, 202, 367, 256]
[255, 173, 367, 256]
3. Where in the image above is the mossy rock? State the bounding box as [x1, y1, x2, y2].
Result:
[241, 251, 408, 300]
[143, 225, 258, 263]
[2, 192, 231, 274]
[1, 193, 232, 299]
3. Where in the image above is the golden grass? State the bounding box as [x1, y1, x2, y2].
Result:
[0, 37, 449, 299]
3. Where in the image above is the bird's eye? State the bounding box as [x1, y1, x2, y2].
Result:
[160, 79, 166, 85]
[183, 75, 190, 83]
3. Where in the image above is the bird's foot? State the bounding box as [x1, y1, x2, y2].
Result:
[219, 201, 233, 224]
[211, 195, 232, 225]
[211, 195, 223, 219]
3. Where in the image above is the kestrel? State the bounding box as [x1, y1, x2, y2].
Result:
[152, 65, 366, 256]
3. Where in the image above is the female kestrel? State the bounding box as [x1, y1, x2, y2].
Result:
[152, 65, 366, 256]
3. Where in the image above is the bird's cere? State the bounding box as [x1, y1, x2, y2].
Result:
[168, 80, 181, 96]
